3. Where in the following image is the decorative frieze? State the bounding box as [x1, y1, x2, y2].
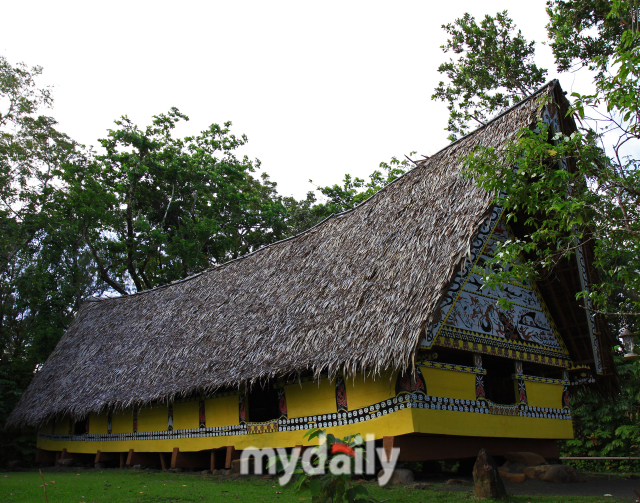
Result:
[417, 360, 486, 375]
[510, 374, 567, 385]
[39, 391, 571, 444]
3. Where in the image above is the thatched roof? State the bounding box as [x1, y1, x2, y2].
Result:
[8, 80, 606, 427]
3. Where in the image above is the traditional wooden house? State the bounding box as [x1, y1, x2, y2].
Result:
[8, 81, 614, 470]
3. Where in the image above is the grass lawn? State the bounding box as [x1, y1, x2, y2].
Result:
[0, 469, 628, 503]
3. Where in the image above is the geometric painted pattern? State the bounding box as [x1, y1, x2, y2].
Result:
[436, 329, 570, 367]
[423, 207, 570, 366]
[38, 390, 572, 443]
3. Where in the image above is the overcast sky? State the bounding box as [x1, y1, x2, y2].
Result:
[2, 1, 578, 199]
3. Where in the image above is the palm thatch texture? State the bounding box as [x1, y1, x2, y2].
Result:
[8, 81, 592, 428]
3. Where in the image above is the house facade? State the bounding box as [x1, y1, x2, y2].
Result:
[9, 81, 612, 470]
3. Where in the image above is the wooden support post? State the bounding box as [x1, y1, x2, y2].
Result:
[159, 453, 168, 471]
[225, 446, 235, 469]
[95, 450, 101, 464]
[171, 448, 179, 469]
[383, 436, 394, 464]
[119, 452, 126, 468]
[210, 450, 216, 473]
[126, 449, 134, 466]
[61, 448, 69, 460]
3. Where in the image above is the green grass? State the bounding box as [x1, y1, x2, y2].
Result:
[0, 469, 626, 503]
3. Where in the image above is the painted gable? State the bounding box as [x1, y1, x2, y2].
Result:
[422, 206, 570, 366]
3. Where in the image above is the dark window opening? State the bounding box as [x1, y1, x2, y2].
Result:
[521, 361, 563, 380]
[74, 418, 88, 435]
[430, 347, 474, 367]
[247, 382, 280, 423]
[482, 355, 516, 405]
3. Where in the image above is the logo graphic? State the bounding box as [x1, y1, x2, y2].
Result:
[240, 433, 400, 485]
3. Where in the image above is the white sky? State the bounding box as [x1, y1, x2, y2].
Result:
[1, 0, 581, 199]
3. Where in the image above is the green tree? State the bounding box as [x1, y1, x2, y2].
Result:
[437, 0, 640, 468]
[277, 154, 414, 238]
[311, 154, 414, 215]
[0, 56, 98, 465]
[459, 6, 640, 319]
[280, 191, 328, 236]
[546, 0, 630, 73]
[563, 339, 640, 472]
[432, 11, 548, 141]
[64, 110, 289, 295]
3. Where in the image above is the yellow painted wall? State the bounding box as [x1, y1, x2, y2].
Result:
[286, 379, 336, 418]
[37, 405, 572, 455]
[138, 406, 167, 432]
[37, 407, 417, 454]
[173, 401, 199, 430]
[421, 367, 476, 401]
[40, 420, 55, 435]
[411, 406, 573, 439]
[89, 412, 108, 434]
[54, 418, 69, 435]
[526, 381, 564, 410]
[206, 396, 239, 427]
[345, 372, 396, 410]
[111, 410, 132, 434]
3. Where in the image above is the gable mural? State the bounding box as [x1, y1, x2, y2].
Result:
[423, 207, 570, 365]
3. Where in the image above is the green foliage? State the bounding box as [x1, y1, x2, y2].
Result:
[546, 0, 629, 72]
[0, 56, 99, 466]
[280, 191, 329, 236]
[432, 11, 548, 141]
[462, 115, 638, 315]
[438, 2, 640, 463]
[277, 154, 413, 238]
[63, 109, 289, 294]
[311, 154, 413, 215]
[461, 16, 640, 318]
[270, 428, 375, 503]
[561, 348, 640, 472]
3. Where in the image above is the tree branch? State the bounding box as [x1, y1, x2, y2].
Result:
[82, 229, 128, 296]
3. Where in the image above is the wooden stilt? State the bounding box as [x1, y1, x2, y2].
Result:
[159, 452, 168, 470]
[210, 450, 216, 472]
[119, 452, 126, 468]
[382, 436, 394, 463]
[225, 446, 235, 469]
[171, 448, 179, 469]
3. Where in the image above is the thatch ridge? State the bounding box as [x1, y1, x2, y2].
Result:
[8, 81, 560, 427]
